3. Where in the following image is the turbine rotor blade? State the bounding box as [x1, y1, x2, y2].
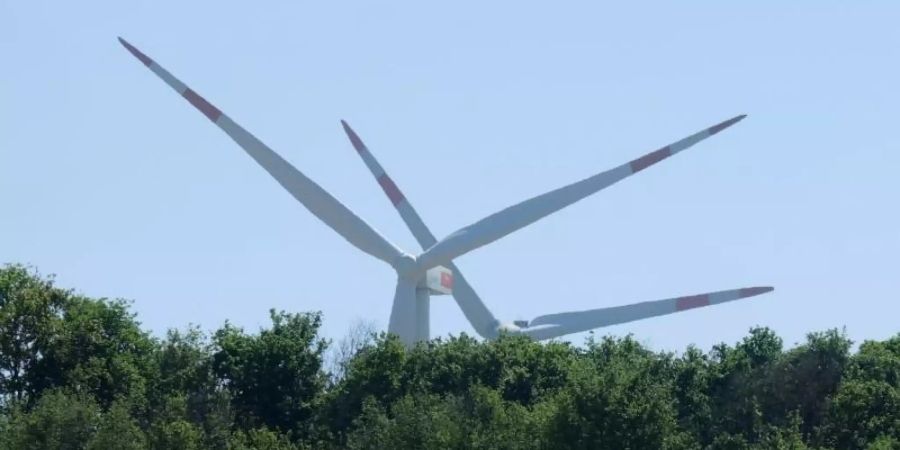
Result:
[416, 115, 746, 271]
[119, 38, 406, 267]
[443, 267, 499, 337]
[521, 286, 773, 340]
[341, 120, 500, 337]
[341, 120, 439, 248]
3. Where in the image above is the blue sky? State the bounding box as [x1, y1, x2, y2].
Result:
[2, 1, 898, 351]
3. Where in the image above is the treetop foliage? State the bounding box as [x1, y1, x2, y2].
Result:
[1, 263, 898, 449]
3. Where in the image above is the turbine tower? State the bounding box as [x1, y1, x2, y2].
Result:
[119, 38, 773, 347]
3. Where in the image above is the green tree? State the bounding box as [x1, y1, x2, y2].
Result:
[671, 345, 714, 443]
[212, 310, 328, 437]
[345, 392, 465, 450]
[31, 296, 156, 407]
[450, 384, 548, 450]
[147, 327, 234, 449]
[484, 335, 575, 405]
[0, 265, 67, 405]
[866, 435, 900, 450]
[751, 412, 808, 450]
[706, 327, 785, 443]
[772, 329, 852, 437]
[228, 427, 306, 450]
[820, 380, 900, 449]
[545, 358, 682, 449]
[87, 400, 148, 450]
[6, 263, 900, 450]
[325, 333, 408, 441]
[146, 394, 204, 450]
[2, 389, 99, 450]
[845, 335, 900, 387]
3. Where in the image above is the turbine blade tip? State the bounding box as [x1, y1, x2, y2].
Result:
[739, 286, 774, 298]
[117, 37, 153, 67]
[341, 120, 367, 152]
[340, 120, 355, 134]
[708, 114, 747, 135]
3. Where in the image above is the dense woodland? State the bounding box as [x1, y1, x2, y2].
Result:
[0, 264, 898, 449]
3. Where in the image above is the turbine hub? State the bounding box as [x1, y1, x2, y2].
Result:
[392, 253, 420, 280]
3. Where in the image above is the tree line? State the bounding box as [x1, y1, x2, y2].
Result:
[0, 263, 898, 449]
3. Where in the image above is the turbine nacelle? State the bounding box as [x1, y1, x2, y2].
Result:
[423, 266, 453, 296]
[390, 254, 452, 295]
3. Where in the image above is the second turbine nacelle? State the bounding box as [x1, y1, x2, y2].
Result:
[423, 266, 453, 295]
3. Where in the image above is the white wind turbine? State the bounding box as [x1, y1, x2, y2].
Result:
[119, 38, 773, 347]
[339, 122, 773, 341]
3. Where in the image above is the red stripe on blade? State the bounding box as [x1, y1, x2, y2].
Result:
[377, 174, 405, 205]
[182, 89, 222, 122]
[118, 38, 153, 67]
[629, 146, 672, 173]
[676, 294, 710, 311]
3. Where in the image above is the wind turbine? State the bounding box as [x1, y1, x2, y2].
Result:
[339, 122, 773, 340]
[118, 38, 773, 347]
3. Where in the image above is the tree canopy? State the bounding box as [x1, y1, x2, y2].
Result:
[0, 263, 897, 449]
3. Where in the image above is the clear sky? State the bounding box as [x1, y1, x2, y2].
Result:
[2, 1, 898, 352]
